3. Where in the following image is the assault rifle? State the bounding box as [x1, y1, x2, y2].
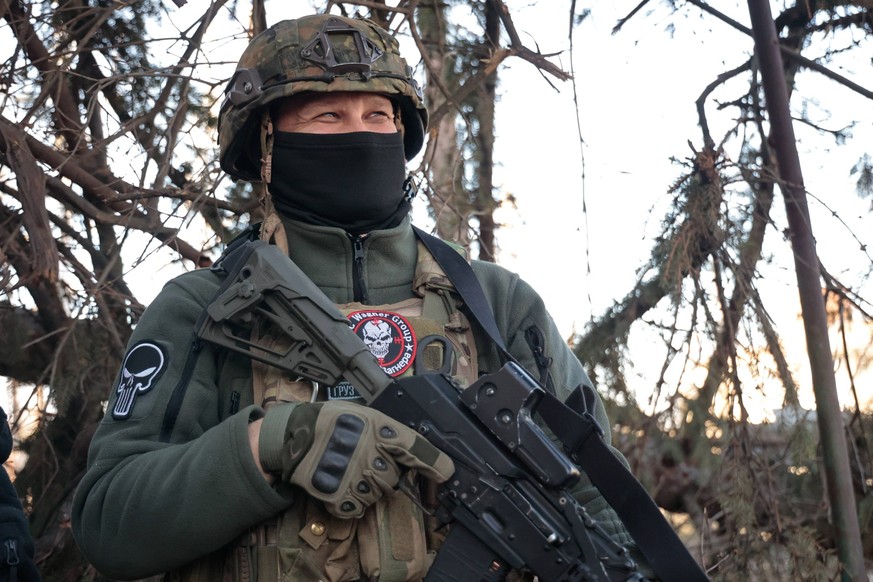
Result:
[196, 240, 708, 582]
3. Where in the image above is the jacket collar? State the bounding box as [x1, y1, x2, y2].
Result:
[279, 215, 419, 305]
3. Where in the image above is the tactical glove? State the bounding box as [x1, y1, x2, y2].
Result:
[271, 401, 454, 518]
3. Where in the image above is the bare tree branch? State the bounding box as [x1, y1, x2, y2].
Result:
[686, 0, 873, 100]
[1, 0, 84, 146]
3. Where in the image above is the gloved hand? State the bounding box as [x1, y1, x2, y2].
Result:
[272, 401, 454, 518]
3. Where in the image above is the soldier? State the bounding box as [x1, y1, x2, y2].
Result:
[72, 13, 645, 581]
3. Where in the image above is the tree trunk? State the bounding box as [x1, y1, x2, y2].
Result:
[417, 0, 469, 247]
[747, 1, 866, 579]
[471, 0, 499, 262]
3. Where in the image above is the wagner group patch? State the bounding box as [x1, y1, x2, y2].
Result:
[348, 310, 417, 377]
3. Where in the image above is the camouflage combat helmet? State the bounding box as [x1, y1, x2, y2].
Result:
[219, 14, 428, 182]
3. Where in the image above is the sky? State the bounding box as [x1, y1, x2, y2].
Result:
[516, 2, 873, 418]
[485, 1, 872, 331]
[441, 0, 873, 418]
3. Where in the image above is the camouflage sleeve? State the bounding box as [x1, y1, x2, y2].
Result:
[470, 260, 635, 546]
[71, 270, 294, 579]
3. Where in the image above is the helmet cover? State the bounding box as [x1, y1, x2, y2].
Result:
[219, 14, 428, 181]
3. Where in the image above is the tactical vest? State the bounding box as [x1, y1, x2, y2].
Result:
[170, 241, 478, 582]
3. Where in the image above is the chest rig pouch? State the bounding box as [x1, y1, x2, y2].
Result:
[217, 241, 477, 582]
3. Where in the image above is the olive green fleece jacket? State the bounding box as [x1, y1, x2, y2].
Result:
[71, 216, 633, 579]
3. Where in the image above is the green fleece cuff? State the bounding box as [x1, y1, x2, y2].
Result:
[258, 403, 299, 474]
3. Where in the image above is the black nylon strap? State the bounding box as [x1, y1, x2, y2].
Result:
[413, 225, 709, 581]
[413, 226, 507, 353]
[545, 387, 710, 581]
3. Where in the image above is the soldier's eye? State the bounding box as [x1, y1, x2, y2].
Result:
[366, 110, 394, 123]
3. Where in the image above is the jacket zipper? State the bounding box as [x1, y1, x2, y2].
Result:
[525, 325, 556, 395]
[350, 234, 369, 304]
[5, 538, 19, 581]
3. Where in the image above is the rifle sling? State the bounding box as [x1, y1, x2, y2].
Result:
[413, 227, 507, 353]
[414, 226, 708, 582]
[545, 389, 709, 581]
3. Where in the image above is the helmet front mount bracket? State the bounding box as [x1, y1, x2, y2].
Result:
[301, 17, 385, 77]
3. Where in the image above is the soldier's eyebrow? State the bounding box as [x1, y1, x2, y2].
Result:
[360, 94, 392, 106]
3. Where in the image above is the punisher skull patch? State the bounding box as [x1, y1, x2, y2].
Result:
[112, 341, 167, 420]
[347, 310, 417, 377]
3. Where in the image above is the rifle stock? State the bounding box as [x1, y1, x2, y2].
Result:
[195, 240, 391, 399]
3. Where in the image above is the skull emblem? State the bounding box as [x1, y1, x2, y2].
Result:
[113, 342, 166, 420]
[362, 320, 392, 360]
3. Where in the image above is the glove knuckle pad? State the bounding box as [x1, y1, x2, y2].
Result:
[310, 413, 365, 495]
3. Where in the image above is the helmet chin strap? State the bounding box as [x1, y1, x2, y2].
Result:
[258, 109, 289, 254]
[259, 109, 274, 185]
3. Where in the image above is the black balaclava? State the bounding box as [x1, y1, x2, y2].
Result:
[269, 130, 410, 235]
